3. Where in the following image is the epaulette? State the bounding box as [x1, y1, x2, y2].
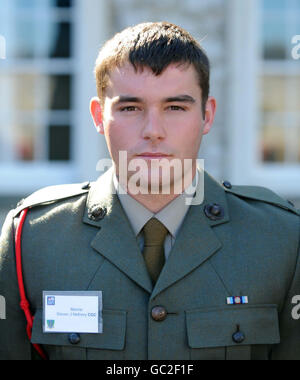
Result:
[13, 181, 92, 218]
[222, 181, 300, 216]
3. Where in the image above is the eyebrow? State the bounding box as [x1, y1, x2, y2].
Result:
[114, 94, 196, 104]
[164, 95, 196, 104]
[115, 96, 142, 104]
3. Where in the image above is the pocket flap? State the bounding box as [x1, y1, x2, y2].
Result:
[31, 309, 127, 350]
[186, 304, 280, 349]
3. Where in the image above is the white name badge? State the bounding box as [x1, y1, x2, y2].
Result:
[43, 291, 103, 334]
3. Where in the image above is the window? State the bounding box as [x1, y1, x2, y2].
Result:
[0, 0, 74, 163]
[227, 0, 300, 197]
[259, 0, 300, 165]
[0, 0, 76, 193]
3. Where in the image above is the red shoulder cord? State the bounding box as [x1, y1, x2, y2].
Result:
[15, 208, 48, 360]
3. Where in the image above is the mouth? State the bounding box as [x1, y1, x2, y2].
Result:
[136, 153, 172, 159]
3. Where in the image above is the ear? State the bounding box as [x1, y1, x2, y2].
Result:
[202, 96, 217, 135]
[90, 97, 104, 134]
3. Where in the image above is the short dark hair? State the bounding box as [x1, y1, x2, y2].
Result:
[94, 22, 210, 114]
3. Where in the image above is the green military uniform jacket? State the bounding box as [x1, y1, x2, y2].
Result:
[0, 168, 299, 360]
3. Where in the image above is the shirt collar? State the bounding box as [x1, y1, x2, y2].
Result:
[113, 170, 198, 238]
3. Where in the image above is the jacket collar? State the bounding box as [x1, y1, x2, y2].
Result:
[83, 167, 230, 297]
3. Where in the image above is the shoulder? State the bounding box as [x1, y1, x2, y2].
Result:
[221, 180, 300, 217]
[219, 181, 300, 266]
[12, 181, 92, 218]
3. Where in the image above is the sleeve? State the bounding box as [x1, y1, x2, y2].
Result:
[271, 215, 300, 360]
[0, 210, 32, 360]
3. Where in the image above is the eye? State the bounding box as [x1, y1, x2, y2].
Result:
[120, 106, 139, 112]
[168, 105, 186, 111]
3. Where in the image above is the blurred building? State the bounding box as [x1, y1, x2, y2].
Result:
[0, 0, 299, 226]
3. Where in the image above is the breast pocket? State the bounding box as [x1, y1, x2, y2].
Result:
[185, 304, 280, 360]
[31, 309, 127, 360]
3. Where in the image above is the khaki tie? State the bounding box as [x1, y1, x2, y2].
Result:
[142, 218, 168, 284]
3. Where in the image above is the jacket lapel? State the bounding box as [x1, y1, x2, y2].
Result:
[151, 172, 230, 299]
[83, 168, 153, 294]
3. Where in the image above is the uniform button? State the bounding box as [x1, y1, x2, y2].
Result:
[204, 203, 225, 221]
[68, 333, 81, 345]
[88, 205, 107, 221]
[232, 331, 245, 344]
[151, 306, 167, 322]
[81, 181, 90, 190]
[222, 180, 232, 189]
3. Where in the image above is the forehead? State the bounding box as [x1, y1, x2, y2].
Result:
[105, 62, 201, 99]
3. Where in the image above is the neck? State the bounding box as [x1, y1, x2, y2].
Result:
[116, 166, 197, 213]
[128, 192, 180, 214]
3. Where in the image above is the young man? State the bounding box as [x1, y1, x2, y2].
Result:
[0, 22, 299, 360]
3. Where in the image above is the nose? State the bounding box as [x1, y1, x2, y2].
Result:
[142, 110, 166, 142]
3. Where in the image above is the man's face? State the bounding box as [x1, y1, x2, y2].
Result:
[91, 62, 216, 193]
